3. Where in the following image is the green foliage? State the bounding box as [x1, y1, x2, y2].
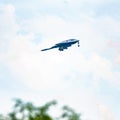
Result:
[0, 99, 81, 120]
[61, 106, 81, 120]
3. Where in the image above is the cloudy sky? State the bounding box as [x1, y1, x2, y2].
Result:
[0, 0, 120, 120]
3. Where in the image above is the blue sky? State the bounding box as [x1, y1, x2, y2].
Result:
[0, 0, 120, 120]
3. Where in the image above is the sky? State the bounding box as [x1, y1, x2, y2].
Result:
[0, 0, 120, 120]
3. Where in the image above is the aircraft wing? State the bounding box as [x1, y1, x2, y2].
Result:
[41, 45, 58, 51]
[41, 48, 52, 51]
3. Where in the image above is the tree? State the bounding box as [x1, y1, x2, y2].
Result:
[0, 114, 8, 120]
[0, 98, 82, 120]
[8, 98, 57, 120]
[60, 106, 81, 120]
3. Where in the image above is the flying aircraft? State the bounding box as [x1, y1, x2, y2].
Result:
[41, 39, 80, 51]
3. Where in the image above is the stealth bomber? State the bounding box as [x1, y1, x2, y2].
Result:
[41, 39, 80, 51]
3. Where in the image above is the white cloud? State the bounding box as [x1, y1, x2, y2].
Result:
[116, 55, 120, 64]
[0, 3, 120, 90]
[109, 41, 120, 64]
[0, 4, 19, 53]
[0, 4, 19, 35]
[96, 16, 120, 39]
[97, 104, 116, 120]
